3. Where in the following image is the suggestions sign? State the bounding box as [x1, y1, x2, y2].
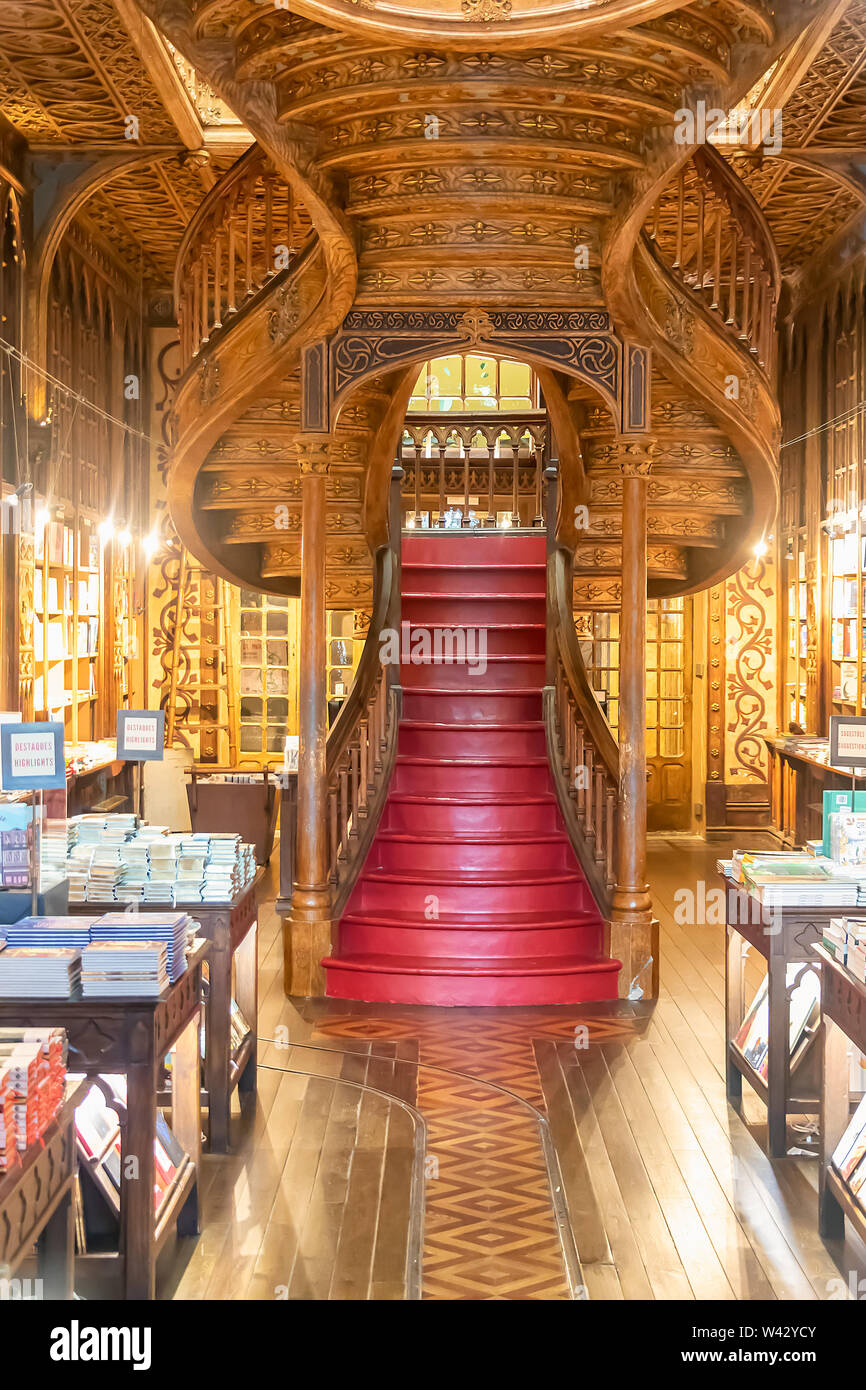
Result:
[0, 722, 65, 790]
[117, 709, 165, 762]
[830, 715, 866, 770]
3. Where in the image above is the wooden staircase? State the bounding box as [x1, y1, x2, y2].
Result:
[132, 0, 815, 996]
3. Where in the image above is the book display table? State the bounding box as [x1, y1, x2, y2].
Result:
[0, 1078, 87, 1299]
[722, 875, 826, 1157]
[0, 940, 208, 1300]
[814, 944, 866, 1244]
[71, 878, 260, 1153]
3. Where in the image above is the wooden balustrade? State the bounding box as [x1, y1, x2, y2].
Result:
[174, 146, 316, 371]
[544, 537, 620, 918]
[324, 469, 402, 918]
[400, 410, 547, 529]
[645, 146, 780, 374]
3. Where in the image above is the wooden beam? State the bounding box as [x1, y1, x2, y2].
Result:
[112, 0, 204, 152]
[745, 0, 853, 141]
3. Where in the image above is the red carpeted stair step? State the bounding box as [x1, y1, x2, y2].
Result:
[401, 653, 545, 688]
[382, 792, 561, 834]
[403, 594, 545, 625]
[400, 687, 543, 722]
[391, 755, 552, 796]
[338, 909, 601, 959]
[398, 720, 547, 758]
[322, 951, 621, 1006]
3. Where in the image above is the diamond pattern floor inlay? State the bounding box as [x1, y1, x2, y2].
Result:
[311, 1005, 642, 1300]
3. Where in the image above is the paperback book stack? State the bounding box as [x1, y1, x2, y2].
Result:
[40, 818, 78, 882]
[0, 1027, 67, 1169]
[0, 1062, 15, 1172]
[80, 940, 169, 998]
[70, 813, 138, 845]
[66, 845, 95, 904]
[0, 943, 81, 998]
[2, 915, 95, 950]
[87, 847, 127, 901]
[823, 918, 866, 982]
[90, 911, 193, 983]
[718, 850, 862, 908]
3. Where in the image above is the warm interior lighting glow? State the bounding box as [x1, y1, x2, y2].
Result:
[117, 527, 132, 547]
[98, 518, 114, 542]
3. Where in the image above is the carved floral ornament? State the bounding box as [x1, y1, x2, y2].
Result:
[293, 434, 333, 475]
[617, 439, 659, 477]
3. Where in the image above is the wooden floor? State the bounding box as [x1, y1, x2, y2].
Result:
[162, 834, 866, 1300]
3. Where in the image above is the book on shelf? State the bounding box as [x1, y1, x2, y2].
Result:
[734, 968, 821, 1082]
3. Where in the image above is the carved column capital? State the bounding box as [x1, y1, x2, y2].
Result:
[293, 433, 333, 475]
[617, 436, 658, 478]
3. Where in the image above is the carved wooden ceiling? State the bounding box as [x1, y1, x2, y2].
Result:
[728, 1, 866, 282]
[0, 1, 863, 296]
[0, 0, 245, 289]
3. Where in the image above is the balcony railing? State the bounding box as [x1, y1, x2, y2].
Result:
[398, 410, 548, 530]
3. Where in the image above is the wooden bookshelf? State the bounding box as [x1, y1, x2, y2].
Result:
[0, 1078, 87, 1299]
[32, 512, 135, 741]
[814, 944, 866, 1245]
[721, 875, 826, 1157]
[0, 940, 208, 1299]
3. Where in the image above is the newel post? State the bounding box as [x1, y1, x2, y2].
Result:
[609, 437, 658, 999]
[286, 433, 332, 996]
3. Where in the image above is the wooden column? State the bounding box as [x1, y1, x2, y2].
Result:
[609, 439, 658, 999]
[286, 434, 332, 996]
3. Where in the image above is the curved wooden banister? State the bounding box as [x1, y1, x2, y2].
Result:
[545, 532, 619, 917]
[324, 470, 402, 917]
[644, 145, 780, 376]
[174, 144, 316, 373]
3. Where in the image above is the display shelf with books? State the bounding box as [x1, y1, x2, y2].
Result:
[0, 1070, 86, 1300]
[72, 1075, 195, 1259]
[815, 943, 866, 1246]
[719, 861, 840, 1156]
[32, 512, 137, 748]
[155, 877, 260, 1152]
[0, 938, 208, 1298]
[782, 527, 810, 732]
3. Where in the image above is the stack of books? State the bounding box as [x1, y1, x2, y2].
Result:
[2, 916, 95, 950]
[40, 818, 78, 880]
[39, 815, 257, 905]
[80, 941, 169, 998]
[718, 851, 862, 908]
[0, 1027, 68, 1171]
[822, 917, 866, 981]
[90, 911, 192, 983]
[0, 944, 81, 998]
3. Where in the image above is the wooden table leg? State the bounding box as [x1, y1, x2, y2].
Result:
[38, 1187, 74, 1299]
[172, 1008, 202, 1238]
[767, 948, 789, 1158]
[235, 922, 258, 1098]
[122, 1058, 157, 1300]
[819, 1013, 849, 1239]
[725, 926, 744, 1105]
[206, 930, 232, 1152]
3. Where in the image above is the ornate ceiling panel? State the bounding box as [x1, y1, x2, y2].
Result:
[727, 3, 866, 279]
[0, 0, 178, 143]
